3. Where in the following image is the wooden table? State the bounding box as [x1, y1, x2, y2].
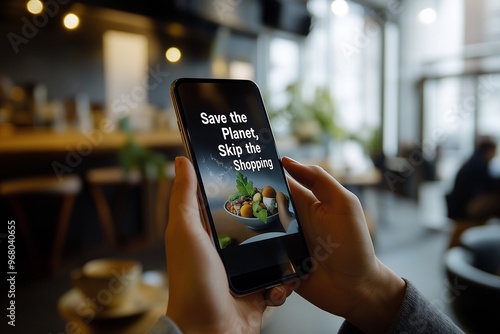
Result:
[0, 129, 183, 153]
[0, 128, 183, 254]
[302, 158, 382, 186]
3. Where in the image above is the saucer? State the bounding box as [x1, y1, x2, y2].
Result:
[58, 281, 168, 320]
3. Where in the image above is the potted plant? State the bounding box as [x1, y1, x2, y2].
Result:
[268, 82, 342, 144]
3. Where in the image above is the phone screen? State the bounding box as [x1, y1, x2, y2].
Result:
[171, 78, 311, 294]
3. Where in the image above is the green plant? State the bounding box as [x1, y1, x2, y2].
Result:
[118, 117, 166, 180]
[348, 127, 382, 156]
[268, 82, 343, 142]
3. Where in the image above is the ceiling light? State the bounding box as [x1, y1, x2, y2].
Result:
[166, 47, 181, 62]
[418, 8, 437, 25]
[64, 13, 80, 30]
[331, 0, 349, 17]
[27, 0, 43, 15]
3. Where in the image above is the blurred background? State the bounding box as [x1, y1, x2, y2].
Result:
[1, 0, 499, 333]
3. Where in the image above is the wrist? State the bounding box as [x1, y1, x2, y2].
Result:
[345, 260, 406, 334]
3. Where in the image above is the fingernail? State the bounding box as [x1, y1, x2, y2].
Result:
[284, 156, 300, 164]
[272, 286, 285, 301]
[174, 156, 181, 173]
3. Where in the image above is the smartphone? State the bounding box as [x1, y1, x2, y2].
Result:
[170, 78, 311, 295]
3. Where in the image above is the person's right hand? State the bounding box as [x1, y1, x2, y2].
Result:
[282, 157, 406, 334]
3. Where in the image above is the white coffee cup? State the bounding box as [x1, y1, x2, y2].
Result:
[72, 259, 142, 309]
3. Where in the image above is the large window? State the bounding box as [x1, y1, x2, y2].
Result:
[305, 0, 383, 137]
[262, 0, 386, 169]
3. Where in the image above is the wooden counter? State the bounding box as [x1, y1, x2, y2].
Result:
[0, 129, 183, 153]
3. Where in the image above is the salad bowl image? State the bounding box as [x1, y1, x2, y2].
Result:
[224, 201, 279, 229]
[224, 172, 280, 230]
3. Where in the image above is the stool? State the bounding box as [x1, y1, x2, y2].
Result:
[86, 164, 174, 245]
[0, 175, 82, 269]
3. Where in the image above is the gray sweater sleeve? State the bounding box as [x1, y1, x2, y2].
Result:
[338, 280, 464, 333]
[148, 315, 183, 334]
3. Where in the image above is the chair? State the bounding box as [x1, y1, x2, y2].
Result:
[86, 167, 141, 246]
[86, 164, 174, 246]
[0, 175, 82, 269]
[444, 225, 500, 332]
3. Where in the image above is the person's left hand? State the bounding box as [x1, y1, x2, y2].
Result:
[165, 156, 292, 333]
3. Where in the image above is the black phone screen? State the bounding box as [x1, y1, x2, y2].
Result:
[171, 78, 311, 294]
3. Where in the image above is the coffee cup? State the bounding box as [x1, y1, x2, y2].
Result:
[72, 258, 142, 309]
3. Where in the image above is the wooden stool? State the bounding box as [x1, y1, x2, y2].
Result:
[0, 175, 82, 269]
[86, 164, 173, 245]
[86, 167, 141, 246]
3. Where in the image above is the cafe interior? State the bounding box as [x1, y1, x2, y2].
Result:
[1, 0, 500, 333]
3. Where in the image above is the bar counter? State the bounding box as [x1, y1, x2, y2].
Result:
[0, 129, 183, 153]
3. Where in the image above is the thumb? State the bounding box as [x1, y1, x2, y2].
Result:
[167, 156, 206, 239]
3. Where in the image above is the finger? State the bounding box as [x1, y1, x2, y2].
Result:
[167, 157, 206, 238]
[264, 284, 294, 306]
[283, 176, 319, 253]
[282, 156, 346, 205]
[286, 175, 317, 216]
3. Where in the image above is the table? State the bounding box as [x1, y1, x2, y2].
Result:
[0, 129, 183, 153]
[302, 158, 382, 186]
[0, 128, 183, 254]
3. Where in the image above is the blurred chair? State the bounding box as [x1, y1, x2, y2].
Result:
[444, 225, 500, 332]
[86, 164, 173, 246]
[86, 167, 140, 246]
[0, 175, 82, 269]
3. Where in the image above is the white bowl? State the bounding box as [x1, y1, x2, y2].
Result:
[224, 201, 279, 230]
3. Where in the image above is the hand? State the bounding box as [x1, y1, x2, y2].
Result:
[281, 156, 406, 334]
[164, 157, 292, 334]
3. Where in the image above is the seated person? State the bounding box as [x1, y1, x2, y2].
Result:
[447, 137, 500, 221]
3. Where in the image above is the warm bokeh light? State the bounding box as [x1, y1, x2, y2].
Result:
[167, 23, 186, 38]
[330, 0, 349, 17]
[418, 8, 437, 25]
[10, 86, 26, 102]
[26, 0, 43, 14]
[166, 47, 181, 62]
[63, 13, 80, 30]
[211, 58, 228, 77]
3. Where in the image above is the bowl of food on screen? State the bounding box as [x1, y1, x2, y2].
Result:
[224, 173, 280, 229]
